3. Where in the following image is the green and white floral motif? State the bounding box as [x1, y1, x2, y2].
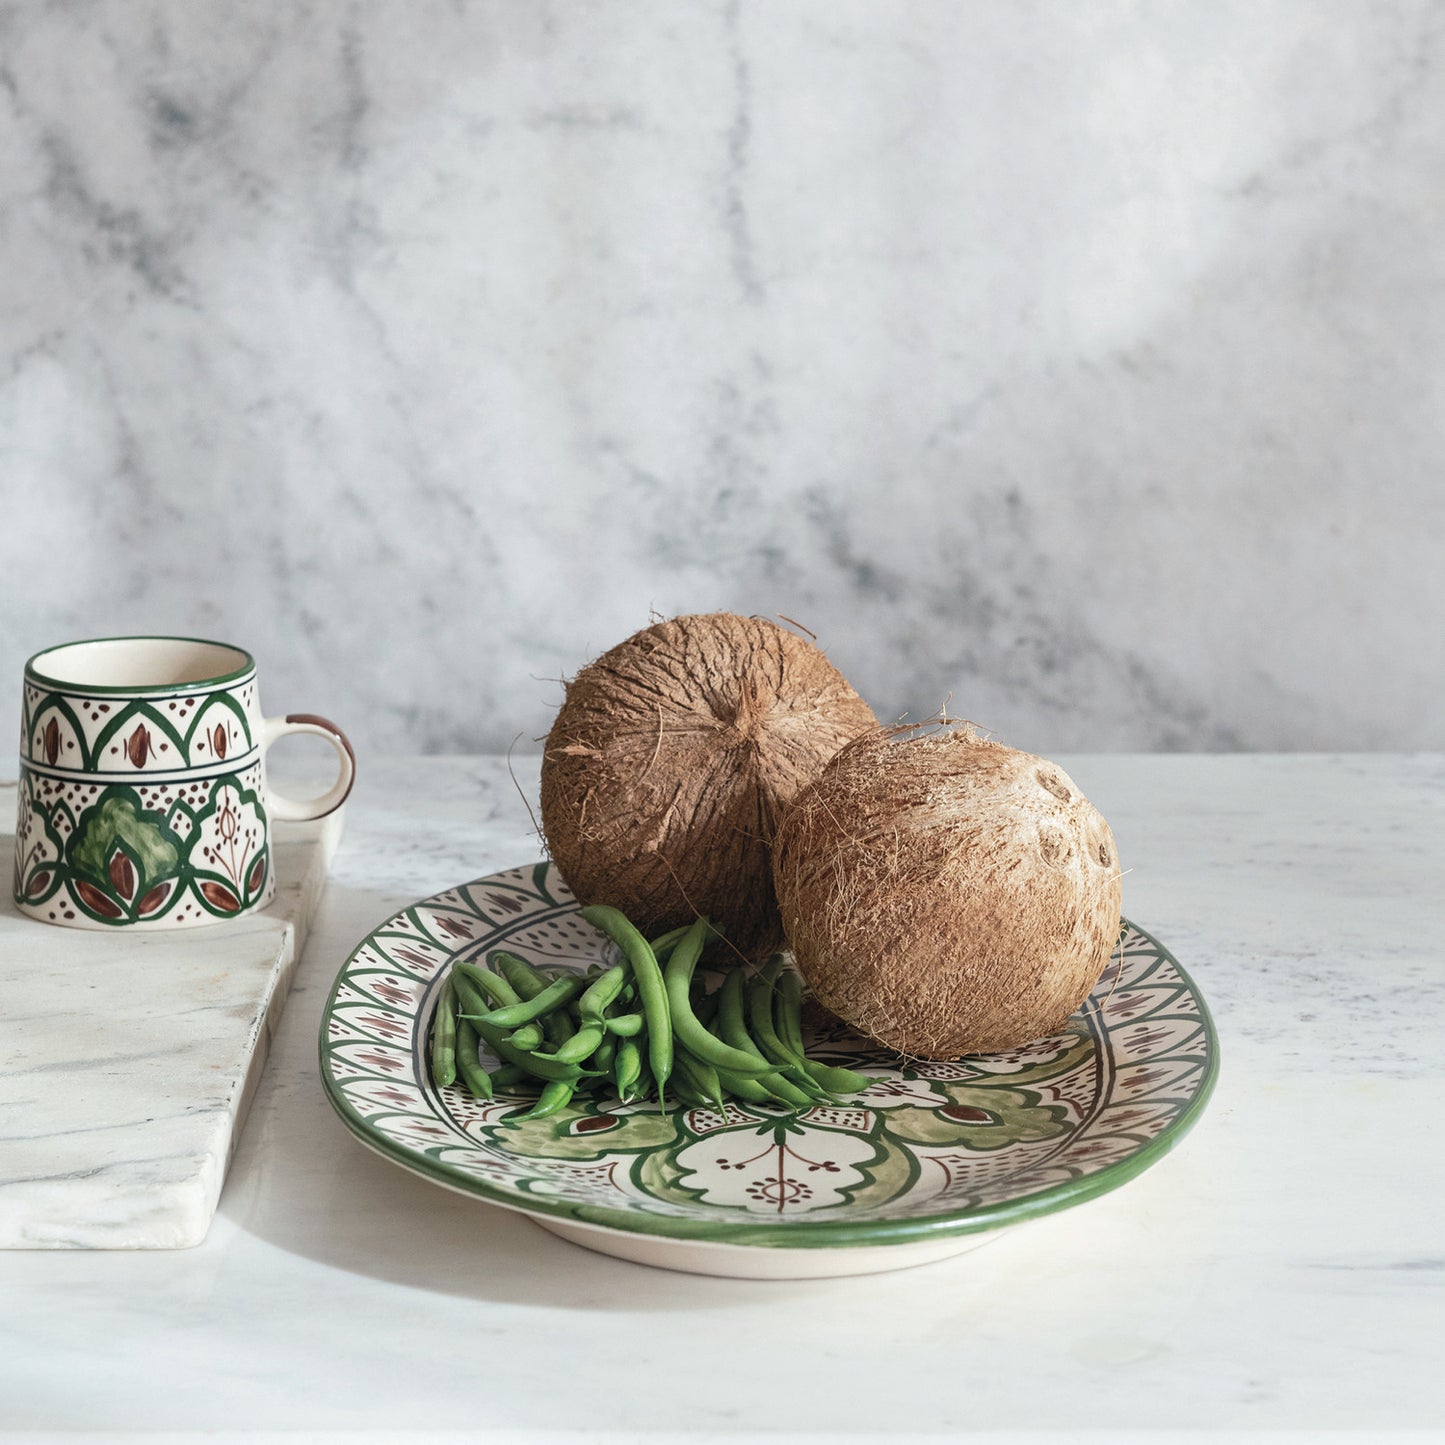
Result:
[470, 1064, 1076, 1219]
[11, 772, 65, 905]
[64, 786, 186, 922]
[187, 779, 269, 915]
[319, 863, 1219, 1251]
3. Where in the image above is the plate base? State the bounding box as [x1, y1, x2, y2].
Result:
[529, 1216, 1006, 1279]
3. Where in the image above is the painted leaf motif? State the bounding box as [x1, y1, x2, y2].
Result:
[126, 726, 151, 768]
[108, 850, 137, 901]
[200, 880, 242, 913]
[42, 717, 60, 766]
[247, 854, 266, 897]
[70, 792, 180, 893]
[26, 870, 51, 900]
[212, 723, 227, 760]
[74, 880, 124, 918]
[137, 881, 172, 916]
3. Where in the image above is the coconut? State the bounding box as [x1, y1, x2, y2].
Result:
[772, 725, 1122, 1058]
[540, 613, 877, 956]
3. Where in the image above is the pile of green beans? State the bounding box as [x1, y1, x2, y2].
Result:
[428, 906, 872, 1122]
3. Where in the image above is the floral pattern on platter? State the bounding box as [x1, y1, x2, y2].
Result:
[319, 862, 1219, 1251]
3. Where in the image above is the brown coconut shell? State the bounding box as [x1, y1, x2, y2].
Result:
[772, 726, 1122, 1058]
[540, 613, 878, 956]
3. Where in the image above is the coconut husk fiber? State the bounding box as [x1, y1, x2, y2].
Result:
[540, 613, 878, 957]
[772, 725, 1123, 1058]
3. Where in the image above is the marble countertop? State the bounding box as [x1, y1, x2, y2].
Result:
[2, 754, 1441, 1441]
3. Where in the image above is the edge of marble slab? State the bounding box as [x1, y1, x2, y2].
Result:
[0, 786, 343, 1251]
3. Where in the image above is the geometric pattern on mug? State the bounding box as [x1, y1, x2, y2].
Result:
[21, 676, 259, 774]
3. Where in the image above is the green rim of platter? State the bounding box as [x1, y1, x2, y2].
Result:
[318, 862, 1219, 1251]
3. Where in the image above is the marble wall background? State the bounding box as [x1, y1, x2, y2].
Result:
[2, 0, 1442, 761]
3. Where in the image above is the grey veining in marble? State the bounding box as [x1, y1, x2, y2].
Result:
[1, 3, 1443, 758]
[0, 797, 342, 1248]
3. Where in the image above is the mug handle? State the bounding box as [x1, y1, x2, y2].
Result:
[261, 713, 356, 822]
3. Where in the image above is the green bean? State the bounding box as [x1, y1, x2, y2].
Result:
[712, 1062, 784, 1107]
[454, 1017, 493, 1099]
[581, 905, 673, 1105]
[693, 986, 719, 1028]
[577, 963, 628, 1022]
[512, 1079, 575, 1122]
[774, 964, 808, 1056]
[664, 921, 775, 1078]
[605, 1011, 644, 1038]
[490, 1063, 533, 1091]
[717, 968, 815, 1109]
[509, 1022, 544, 1051]
[648, 923, 690, 962]
[631, 1049, 654, 1104]
[804, 1062, 873, 1097]
[542, 1011, 576, 1050]
[747, 959, 805, 1068]
[669, 1071, 708, 1108]
[754, 1068, 815, 1110]
[430, 978, 458, 1088]
[495, 952, 577, 1048]
[453, 961, 522, 1010]
[614, 1038, 642, 1099]
[464, 974, 582, 1029]
[651, 919, 725, 962]
[493, 951, 549, 995]
[773, 967, 871, 1094]
[673, 1048, 729, 1115]
[746, 962, 835, 1102]
[593, 1035, 616, 1075]
[534, 1018, 606, 1065]
[452, 973, 596, 1084]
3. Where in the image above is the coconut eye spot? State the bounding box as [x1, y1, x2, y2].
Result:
[1037, 823, 1072, 868]
[1036, 769, 1071, 803]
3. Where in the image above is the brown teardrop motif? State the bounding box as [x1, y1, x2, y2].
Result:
[199, 880, 242, 914]
[75, 880, 124, 918]
[26, 871, 51, 900]
[137, 882, 172, 916]
[574, 1114, 621, 1135]
[247, 854, 266, 897]
[126, 726, 152, 768]
[42, 717, 61, 766]
[213, 723, 227, 760]
[938, 1104, 996, 1124]
[108, 850, 137, 901]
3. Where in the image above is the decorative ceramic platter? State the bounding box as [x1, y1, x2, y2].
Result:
[318, 862, 1218, 1279]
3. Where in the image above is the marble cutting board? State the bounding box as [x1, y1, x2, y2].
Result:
[0, 782, 342, 1249]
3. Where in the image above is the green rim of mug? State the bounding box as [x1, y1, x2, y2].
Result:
[24, 635, 257, 696]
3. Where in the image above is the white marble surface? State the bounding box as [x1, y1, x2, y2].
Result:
[2, 3, 1444, 755]
[0, 754, 1440, 1439]
[0, 795, 342, 1249]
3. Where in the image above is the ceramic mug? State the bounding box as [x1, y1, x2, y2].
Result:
[12, 636, 354, 929]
